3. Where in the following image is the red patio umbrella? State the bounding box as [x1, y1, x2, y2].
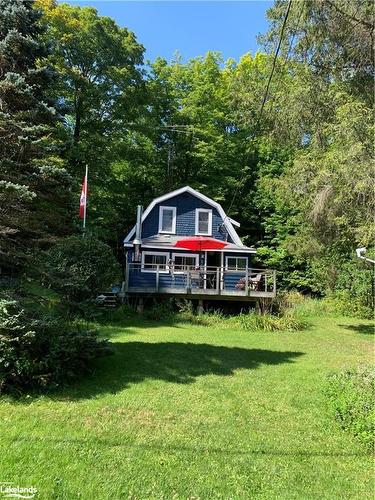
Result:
[174, 236, 228, 251]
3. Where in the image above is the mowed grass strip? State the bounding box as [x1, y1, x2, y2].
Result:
[0, 314, 373, 499]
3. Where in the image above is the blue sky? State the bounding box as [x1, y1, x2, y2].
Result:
[59, 1, 272, 63]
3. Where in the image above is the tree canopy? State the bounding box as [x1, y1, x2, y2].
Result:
[1, 0, 373, 314]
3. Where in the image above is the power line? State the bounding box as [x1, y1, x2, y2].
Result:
[255, 0, 293, 130]
[224, 0, 294, 222]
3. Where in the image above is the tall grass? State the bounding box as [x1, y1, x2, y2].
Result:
[104, 293, 310, 332]
[325, 366, 375, 451]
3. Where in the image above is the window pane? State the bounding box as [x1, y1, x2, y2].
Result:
[227, 257, 247, 270]
[198, 211, 209, 233]
[237, 258, 247, 269]
[174, 256, 196, 270]
[161, 209, 173, 232]
[144, 254, 167, 270]
[227, 258, 236, 269]
[199, 211, 209, 222]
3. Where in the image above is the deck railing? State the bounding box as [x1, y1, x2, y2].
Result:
[125, 264, 276, 298]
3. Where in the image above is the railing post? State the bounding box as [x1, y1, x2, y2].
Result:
[265, 272, 268, 293]
[273, 269, 276, 295]
[125, 261, 130, 292]
[216, 267, 220, 294]
[245, 268, 249, 295]
[186, 268, 191, 292]
[156, 264, 159, 292]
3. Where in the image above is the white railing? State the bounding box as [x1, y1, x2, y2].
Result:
[125, 264, 276, 297]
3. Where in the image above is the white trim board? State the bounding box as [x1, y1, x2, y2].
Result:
[225, 255, 248, 270]
[158, 205, 176, 234]
[141, 251, 170, 273]
[124, 186, 244, 246]
[195, 208, 212, 235]
[171, 252, 199, 273]
[124, 243, 256, 253]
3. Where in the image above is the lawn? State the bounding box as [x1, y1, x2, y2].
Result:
[0, 313, 373, 499]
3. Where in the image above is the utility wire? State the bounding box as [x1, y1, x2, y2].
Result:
[224, 0, 294, 223]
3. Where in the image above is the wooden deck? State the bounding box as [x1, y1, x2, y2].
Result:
[124, 264, 276, 301]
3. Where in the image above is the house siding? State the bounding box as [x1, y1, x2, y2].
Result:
[223, 251, 251, 291]
[141, 192, 233, 242]
[127, 248, 252, 292]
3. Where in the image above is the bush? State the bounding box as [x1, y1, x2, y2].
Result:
[325, 366, 375, 451]
[143, 300, 175, 321]
[41, 235, 121, 304]
[0, 297, 112, 394]
[322, 290, 374, 320]
[235, 309, 308, 332]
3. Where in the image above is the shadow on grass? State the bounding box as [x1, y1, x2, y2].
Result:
[339, 324, 374, 335]
[55, 342, 304, 400]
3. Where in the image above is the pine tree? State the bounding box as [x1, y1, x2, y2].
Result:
[0, 0, 73, 274]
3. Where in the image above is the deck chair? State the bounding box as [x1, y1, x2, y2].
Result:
[250, 273, 262, 290]
[189, 268, 203, 288]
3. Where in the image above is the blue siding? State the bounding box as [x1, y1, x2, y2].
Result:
[223, 272, 245, 290]
[141, 192, 233, 242]
[223, 252, 251, 290]
[127, 249, 253, 291]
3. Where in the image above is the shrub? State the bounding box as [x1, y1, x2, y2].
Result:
[322, 290, 374, 320]
[325, 366, 375, 451]
[0, 297, 112, 394]
[41, 235, 121, 304]
[235, 309, 308, 332]
[143, 299, 175, 321]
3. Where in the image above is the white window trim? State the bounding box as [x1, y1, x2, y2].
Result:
[195, 208, 212, 236]
[141, 251, 170, 273]
[225, 256, 248, 271]
[158, 206, 176, 234]
[171, 253, 199, 273]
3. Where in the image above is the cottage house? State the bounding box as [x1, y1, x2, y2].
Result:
[123, 186, 276, 304]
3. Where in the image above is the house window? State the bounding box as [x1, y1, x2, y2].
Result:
[195, 209, 212, 235]
[226, 256, 248, 271]
[172, 253, 199, 272]
[159, 206, 176, 234]
[142, 252, 169, 272]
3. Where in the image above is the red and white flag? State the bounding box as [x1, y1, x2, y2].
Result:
[79, 167, 88, 221]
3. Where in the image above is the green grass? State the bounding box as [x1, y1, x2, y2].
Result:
[0, 313, 373, 499]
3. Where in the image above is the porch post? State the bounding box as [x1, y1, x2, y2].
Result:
[156, 264, 160, 292]
[245, 268, 249, 295]
[124, 252, 130, 292]
[197, 299, 204, 314]
[186, 268, 191, 292]
[203, 251, 207, 290]
[220, 252, 224, 291]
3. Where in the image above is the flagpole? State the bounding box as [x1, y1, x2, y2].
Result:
[83, 164, 88, 231]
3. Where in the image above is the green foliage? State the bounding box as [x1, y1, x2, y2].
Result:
[235, 309, 308, 332]
[0, 0, 74, 271]
[41, 235, 121, 303]
[140, 296, 308, 331]
[0, 296, 112, 394]
[325, 366, 375, 451]
[261, 0, 373, 103]
[143, 299, 176, 321]
[36, 0, 146, 243]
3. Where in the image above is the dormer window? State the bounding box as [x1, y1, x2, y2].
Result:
[195, 208, 212, 235]
[158, 206, 176, 234]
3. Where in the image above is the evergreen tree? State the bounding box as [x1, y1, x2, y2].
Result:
[0, 0, 73, 273]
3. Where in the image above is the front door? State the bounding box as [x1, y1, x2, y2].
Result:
[205, 251, 221, 289]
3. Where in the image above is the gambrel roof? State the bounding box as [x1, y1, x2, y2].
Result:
[124, 186, 246, 247]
